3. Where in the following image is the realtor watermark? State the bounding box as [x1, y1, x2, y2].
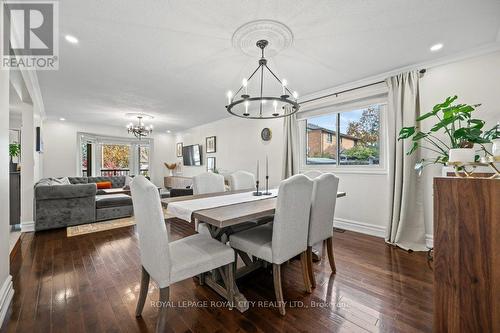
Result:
[1, 0, 59, 70]
[151, 299, 350, 309]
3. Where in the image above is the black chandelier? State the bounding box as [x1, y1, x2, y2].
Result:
[225, 40, 299, 119]
[126, 115, 153, 139]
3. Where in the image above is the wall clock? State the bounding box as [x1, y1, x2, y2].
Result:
[261, 128, 272, 141]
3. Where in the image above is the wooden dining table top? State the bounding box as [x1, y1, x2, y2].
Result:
[161, 189, 346, 229]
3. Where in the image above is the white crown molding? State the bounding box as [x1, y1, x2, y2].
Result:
[299, 42, 500, 103]
[0, 275, 14, 327]
[334, 218, 386, 238]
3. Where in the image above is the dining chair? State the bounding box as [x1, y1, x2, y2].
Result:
[130, 176, 235, 332]
[192, 172, 226, 231]
[302, 170, 323, 179]
[306, 173, 339, 288]
[228, 170, 255, 191]
[192, 172, 225, 195]
[229, 174, 314, 315]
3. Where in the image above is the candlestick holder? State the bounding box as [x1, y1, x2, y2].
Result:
[262, 175, 272, 195]
[253, 180, 262, 196]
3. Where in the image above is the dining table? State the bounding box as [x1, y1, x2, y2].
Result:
[161, 189, 346, 312]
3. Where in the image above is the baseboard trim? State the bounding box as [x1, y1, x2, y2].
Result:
[334, 218, 386, 238]
[21, 221, 34, 233]
[0, 275, 14, 328]
[425, 234, 434, 249]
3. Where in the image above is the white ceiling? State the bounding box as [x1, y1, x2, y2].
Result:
[38, 0, 500, 131]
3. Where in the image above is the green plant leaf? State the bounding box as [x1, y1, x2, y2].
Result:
[483, 124, 500, 140]
[398, 126, 415, 140]
[468, 119, 485, 129]
[431, 116, 455, 132]
[406, 141, 419, 155]
[416, 111, 436, 121]
[412, 131, 427, 141]
[433, 95, 458, 112]
[9, 143, 21, 158]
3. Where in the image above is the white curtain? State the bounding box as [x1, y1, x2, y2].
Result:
[386, 71, 426, 251]
[282, 106, 299, 179]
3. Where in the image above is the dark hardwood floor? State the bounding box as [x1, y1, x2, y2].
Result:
[1, 220, 433, 333]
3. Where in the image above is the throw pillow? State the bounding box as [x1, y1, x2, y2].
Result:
[59, 177, 71, 185]
[96, 181, 112, 189]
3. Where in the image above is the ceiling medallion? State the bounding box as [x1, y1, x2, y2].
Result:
[225, 39, 299, 119]
[232, 19, 294, 58]
[126, 113, 153, 139]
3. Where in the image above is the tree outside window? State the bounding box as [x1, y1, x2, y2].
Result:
[102, 144, 130, 170]
[306, 105, 381, 166]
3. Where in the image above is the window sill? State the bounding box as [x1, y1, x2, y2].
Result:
[300, 165, 388, 175]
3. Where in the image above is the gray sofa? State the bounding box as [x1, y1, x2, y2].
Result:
[34, 176, 134, 231]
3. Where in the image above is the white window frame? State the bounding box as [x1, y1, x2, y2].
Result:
[77, 132, 153, 177]
[298, 101, 388, 175]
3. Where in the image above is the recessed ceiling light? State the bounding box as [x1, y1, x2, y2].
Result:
[166, 130, 171, 133]
[65, 35, 79, 44]
[59, 117, 65, 121]
[430, 43, 443, 52]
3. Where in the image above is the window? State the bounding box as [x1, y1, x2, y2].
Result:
[306, 113, 337, 164]
[80, 140, 92, 176]
[101, 144, 130, 176]
[139, 145, 149, 176]
[327, 133, 333, 143]
[78, 133, 153, 177]
[306, 104, 381, 166]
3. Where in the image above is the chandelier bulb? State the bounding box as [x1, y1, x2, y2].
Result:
[242, 78, 248, 94]
[282, 79, 287, 95]
[293, 91, 298, 99]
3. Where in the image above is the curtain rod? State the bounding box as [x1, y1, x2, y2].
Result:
[299, 69, 426, 105]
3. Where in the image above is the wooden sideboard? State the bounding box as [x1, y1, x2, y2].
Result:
[164, 176, 192, 189]
[433, 177, 499, 332]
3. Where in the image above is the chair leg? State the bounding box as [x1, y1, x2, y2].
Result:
[326, 237, 337, 274]
[306, 247, 316, 289]
[155, 287, 170, 333]
[272, 264, 286, 316]
[300, 252, 312, 293]
[226, 262, 235, 310]
[135, 266, 150, 317]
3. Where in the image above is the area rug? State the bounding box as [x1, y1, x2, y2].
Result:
[67, 217, 136, 237]
[66, 209, 175, 237]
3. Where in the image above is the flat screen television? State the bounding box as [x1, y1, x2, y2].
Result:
[182, 144, 202, 166]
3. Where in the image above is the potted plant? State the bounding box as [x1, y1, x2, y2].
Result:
[9, 143, 21, 172]
[164, 162, 177, 176]
[398, 95, 499, 174]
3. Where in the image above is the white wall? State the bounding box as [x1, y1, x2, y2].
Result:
[0, 69, 14, 326]
[174, 116, 284, 187]
[42, 120, 175, 188]
[420, 51, 500, 244]
[40, 51, 500, 242]
[174, 50, 500, 240]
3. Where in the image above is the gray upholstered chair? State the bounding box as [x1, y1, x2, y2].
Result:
[306, 173, 339, 288]
[228, 170, 255, 191]
[192, 172, 225, 195]
[229, 174, 314, 315]
[192, 172, 226, 232]
[302, 170, 323, 179]
[130, 176, 235, 332]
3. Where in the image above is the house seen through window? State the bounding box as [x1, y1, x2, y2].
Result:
[306, 105, 381, 166]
